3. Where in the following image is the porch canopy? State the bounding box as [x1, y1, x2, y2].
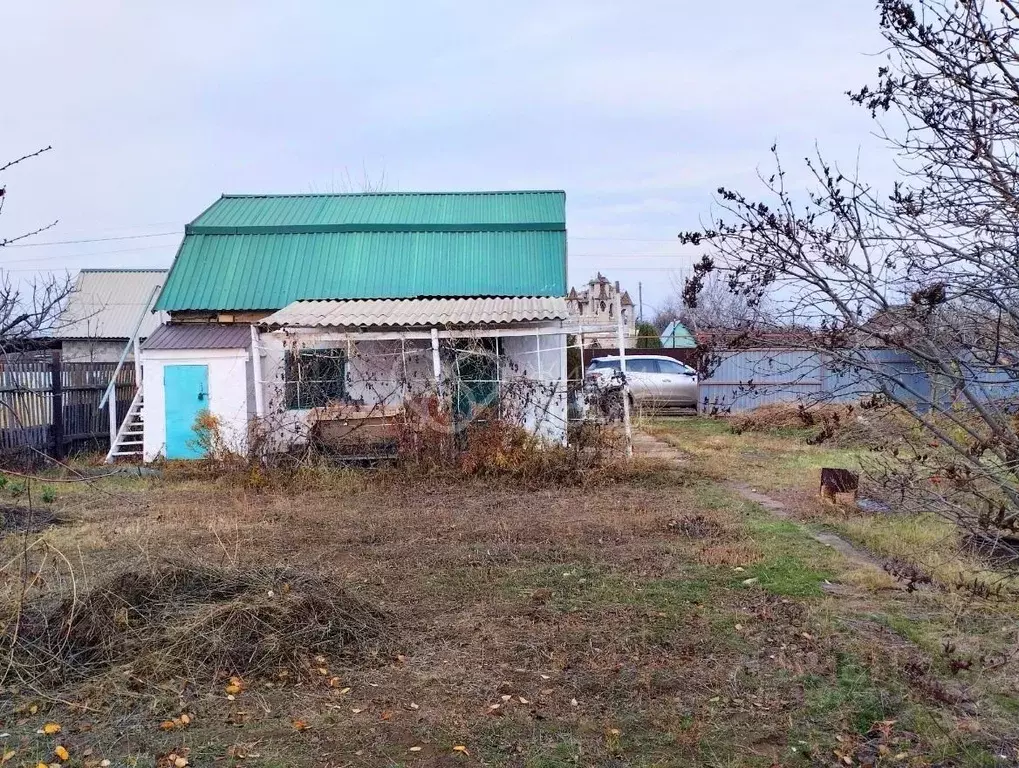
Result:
[260, 296, 569, 331]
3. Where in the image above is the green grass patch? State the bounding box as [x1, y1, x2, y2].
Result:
[804, 653, 901, 735]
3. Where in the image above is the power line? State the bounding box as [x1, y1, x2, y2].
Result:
[4, 231, 180, 248]
[0, 243, 177, 271]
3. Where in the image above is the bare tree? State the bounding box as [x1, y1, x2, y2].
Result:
[0, 146, 73, 353]
[680, 0, 1019, 571]
[651, 273, 772, 334]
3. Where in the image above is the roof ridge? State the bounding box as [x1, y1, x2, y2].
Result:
[79, 268, 168, 273]
[218, 190, 565, 199]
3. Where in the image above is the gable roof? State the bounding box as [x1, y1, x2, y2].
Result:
[660, 320, 697, 349]
[155, 191, 567, 312]
[56, 269, 168, 340]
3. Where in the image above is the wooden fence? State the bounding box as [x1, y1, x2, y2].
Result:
[0, 351, 136, 460]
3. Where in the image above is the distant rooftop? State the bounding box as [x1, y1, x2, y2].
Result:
[56, 269, 168, 340]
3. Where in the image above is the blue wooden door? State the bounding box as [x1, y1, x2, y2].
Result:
[164, 364, 209, 459]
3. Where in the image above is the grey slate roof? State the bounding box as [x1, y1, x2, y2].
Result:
[261, 296, 569, 330]
[56, 269, 168, 340]
[142, 324, 252, 350]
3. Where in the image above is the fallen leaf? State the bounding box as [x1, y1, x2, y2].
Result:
[328, 677, 342, 688]
[292, 719, 310, 731]
[500, 694, 511, 702]
[540, 674, 550, 680]
[452, 745, 470, 756]
[339, 687, 351, 695]
[224, 684, 242, 695]
[570, 698, 578, 707]
[225, 744, 261, 760]
[54, 746, 69, 762]
[42, 723, 61, 735]
[101, 762, 111, 767]
[742, 577, 759, 586]
[316, 667, 329, 676]
[518, 697, 530, 704]
[1, 751, 14, 764]
[734, 624, 743, 630]
[396, 654, 407, 663]
[174, 757, 188, 768]
[35, 763, 47, 768]
[409, 746, 423, 752]
[29, 704, 38, 715]
[380, 710, 393, 721]
[314, 655, 327, 664]
[226, 694, 236, 702]
[180, 714, 191, 725]
[408, 702, 419, 710]
[159, 720, 176, 731]
[351, 708, 364, 714]
[540, 688, 554, 695]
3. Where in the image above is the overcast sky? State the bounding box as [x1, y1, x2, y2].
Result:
[0, 1, 892, 316]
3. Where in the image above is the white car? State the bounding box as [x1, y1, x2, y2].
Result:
[586, 355, 699, 409]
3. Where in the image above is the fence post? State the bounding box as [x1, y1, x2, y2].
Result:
[49, 349, 64, 459]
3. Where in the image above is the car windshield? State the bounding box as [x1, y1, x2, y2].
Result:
[587, 359, 619, 371]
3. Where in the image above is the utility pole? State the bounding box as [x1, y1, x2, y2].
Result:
[615, 291, 633, 458]
[638, 282, 643, 323]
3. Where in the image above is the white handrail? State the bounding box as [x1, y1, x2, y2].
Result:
[99, 284, 161, 410]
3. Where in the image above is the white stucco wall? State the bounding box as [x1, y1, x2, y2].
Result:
[141, 348, 252, 461]
[258, 325, 568, 447]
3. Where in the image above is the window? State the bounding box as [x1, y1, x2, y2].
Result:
[658, 359, 696, 376]
[627, 358, 659, 373]
[587, 359, 619, 373]
[285, 348, 346, 409]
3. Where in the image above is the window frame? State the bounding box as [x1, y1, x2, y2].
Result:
[284, 347, 347, 410]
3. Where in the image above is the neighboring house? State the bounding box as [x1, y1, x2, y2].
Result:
[566, 273, 635, 347]
[134, 191, 569, 461]
[660, 320, 697, 349]
[55, 269, 168, 363]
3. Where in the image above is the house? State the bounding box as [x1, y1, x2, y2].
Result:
[660, 320, 697, 349]
[566, 273, 635, 347]
[132, 191, 569, 461]
[55, 269, 167, 362]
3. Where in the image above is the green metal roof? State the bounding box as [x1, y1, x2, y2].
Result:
[156, 191, 567, 311]
[661, 320, 697, 349]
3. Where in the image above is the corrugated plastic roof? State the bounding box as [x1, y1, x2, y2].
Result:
[56, 269, 168, 340]
[261, 296, 569, 329]
[142, 323, 252, 350]
[155, 191, 567, 312]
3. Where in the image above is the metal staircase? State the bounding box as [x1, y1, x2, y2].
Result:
[107, 389, 145, 460]
[102, 282, 161, 463]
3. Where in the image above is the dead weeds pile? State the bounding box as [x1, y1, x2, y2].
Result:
[728, 402, 850, 433]
[8, 562, 391, 685]
[727, 401, 894, 447]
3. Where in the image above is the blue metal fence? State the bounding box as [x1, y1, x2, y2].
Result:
[698, 348, 934, 412]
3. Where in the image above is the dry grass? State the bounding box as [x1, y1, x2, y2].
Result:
[8, 562, 391, 686]
[727, 402, 853, 433]
[0, 449, 1016, 765]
